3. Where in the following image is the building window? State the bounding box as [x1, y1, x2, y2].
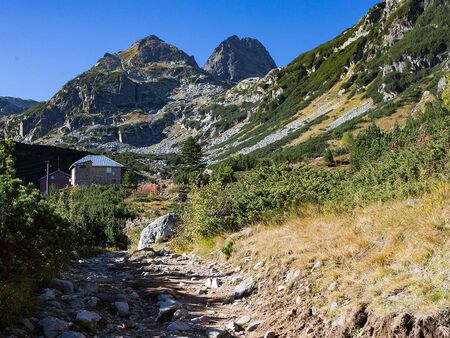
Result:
[51, 175, 55, 180]
[106, 167, 112, 174]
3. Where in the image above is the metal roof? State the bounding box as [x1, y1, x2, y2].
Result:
[38, 169, 71, 181]
[69, 155, 124, 169]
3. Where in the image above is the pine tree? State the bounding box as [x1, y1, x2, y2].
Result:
[175, 137, 205, 184]
[324, 149, 335, 167]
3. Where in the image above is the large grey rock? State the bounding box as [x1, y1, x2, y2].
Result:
[203, 35, 276, 84]
[234, 277, 254, 299]
[38, 316, 69, 338]
[51, 279, 74, 295]
[138, 214, 179, 249]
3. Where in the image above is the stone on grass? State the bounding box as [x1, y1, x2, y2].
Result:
[234, 277, 254, 299]
[75, 310, 101, 327]
[138, 213, 179, 249]
[51, 279, 74, 295]
[38, 316, 69, 338]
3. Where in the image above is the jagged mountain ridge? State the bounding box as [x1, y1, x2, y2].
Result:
[3, 0, 449, 161]
[2, 35, 276, 150]
[0, 96, 40, 116]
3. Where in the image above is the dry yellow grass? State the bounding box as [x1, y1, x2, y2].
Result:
[223, 182, 450, 316]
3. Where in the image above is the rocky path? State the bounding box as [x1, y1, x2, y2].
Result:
[6, 249, 265, 338]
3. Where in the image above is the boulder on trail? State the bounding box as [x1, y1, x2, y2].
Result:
[234, 277, 254, 299]
[38, 316, 69, 338]
[138, 213, 179, 249]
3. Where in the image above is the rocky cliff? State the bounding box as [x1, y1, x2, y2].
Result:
[203, 35, 276, 84]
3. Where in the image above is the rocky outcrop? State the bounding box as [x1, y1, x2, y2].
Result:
[203, 35, 276, 84]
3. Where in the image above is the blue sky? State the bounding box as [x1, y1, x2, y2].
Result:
[0, 0, 380, 101]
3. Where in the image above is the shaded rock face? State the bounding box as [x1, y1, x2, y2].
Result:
[0, 96, 40, 116]
[203, 35, 276, 84]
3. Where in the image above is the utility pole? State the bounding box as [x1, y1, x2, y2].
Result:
[45, 160, 50, 195]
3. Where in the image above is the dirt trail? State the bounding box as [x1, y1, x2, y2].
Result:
[5, 249, 263, 338]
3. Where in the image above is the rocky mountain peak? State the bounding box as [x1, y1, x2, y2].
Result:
[203, 35, 276, 84]
[121, 35, 198, 68]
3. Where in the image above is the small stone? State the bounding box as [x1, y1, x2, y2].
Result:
[206, 328, 227, 338]
[205, 277, 220, 289]
[157, 298, 181, 322]
[39, 289, 56, 301]
[327, 281, 337, 291]
[196, 288, 208, 295]
[330, 301, 338, 311]
[191, 315, 208, 324]
[264, 331, 276, 338]
[173, 308, 189, 320]
[295, 296, 302, 305]
[234, 277, 254, 299]
[51, 279, 74, 295]
[313, 259, 322, 269]
[246, 320, 261, 332]
[38, 316, 69, 338]
[115, 302, 130, 317]
[75, 310, 101, 327]
[167, 320, 191, 332]
[236, 315, 252, 326]
[86, 297, 98, 308]
[309, 307, 318, 316]
[226, 321, 243, 332]
[253, 262, 263, 270]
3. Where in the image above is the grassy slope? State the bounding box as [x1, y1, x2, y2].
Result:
[195, 182, 449, 317]
[210, 1, 449, 162]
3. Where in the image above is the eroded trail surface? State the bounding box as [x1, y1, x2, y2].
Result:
[7, 249, 264, 338]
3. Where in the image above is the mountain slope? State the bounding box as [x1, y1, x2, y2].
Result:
[0, 96, 40, 116]
[203, 35, 276, 83]
[200, 0, 450, 161]
[3, 0, 449, 163]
